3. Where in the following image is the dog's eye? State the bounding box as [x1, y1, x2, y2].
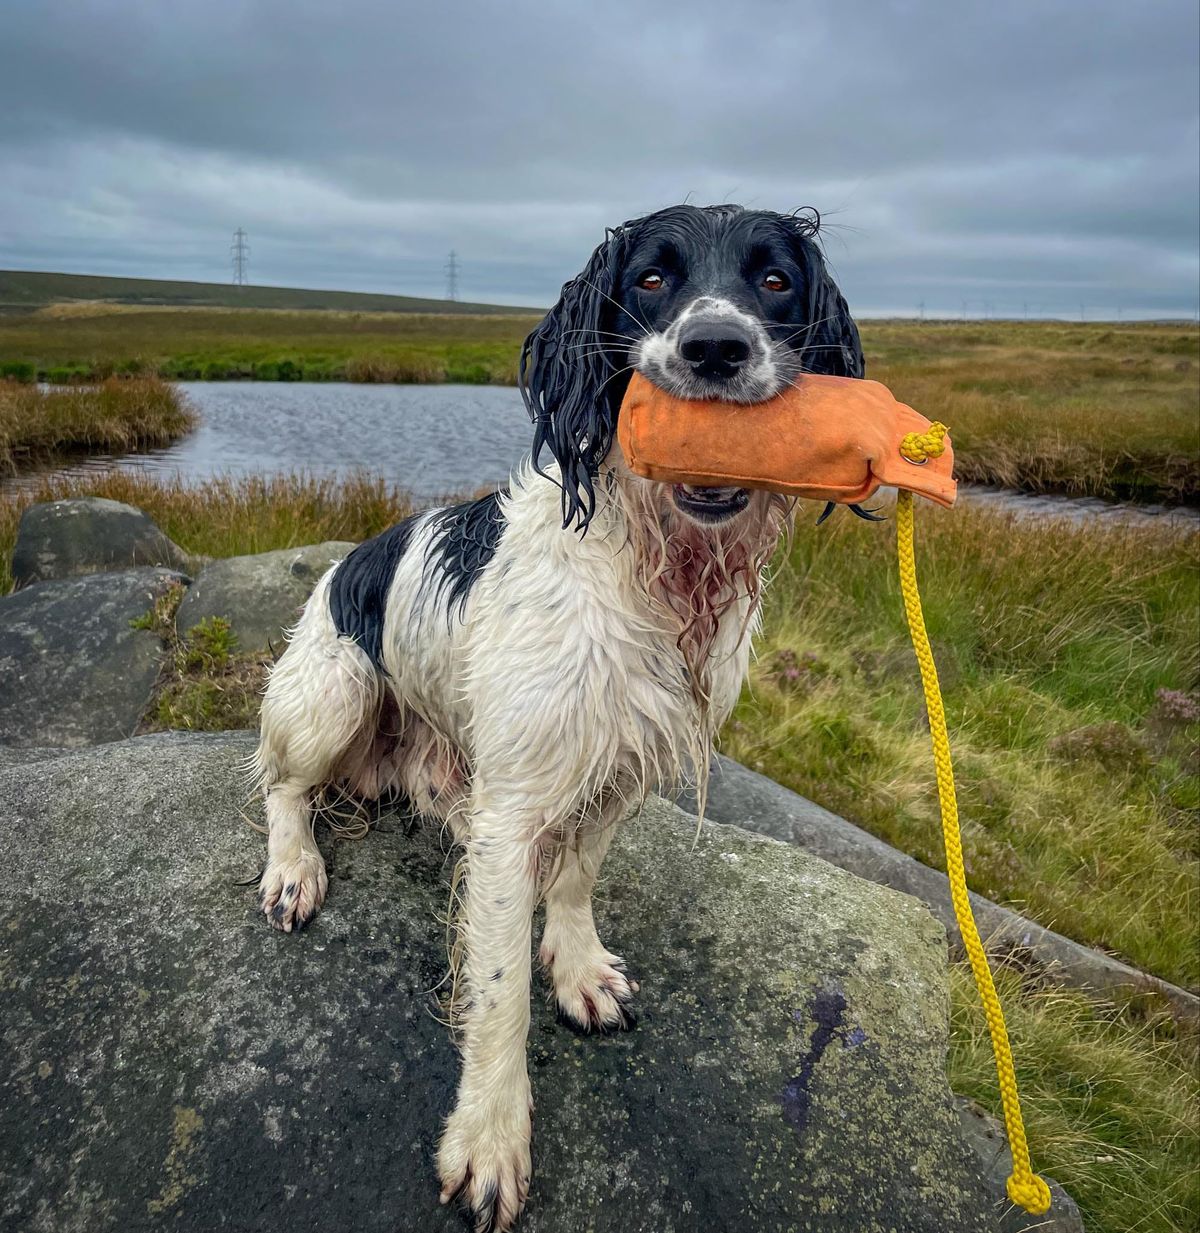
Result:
[638, 270, 665, 291]
[763, 271, 791, 292]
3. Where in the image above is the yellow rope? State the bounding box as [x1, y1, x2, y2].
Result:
[894, 477, 1052, 1216]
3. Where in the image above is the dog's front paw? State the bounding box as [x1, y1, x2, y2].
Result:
[259, 852, 327, 933]
[542, 944, 639, 1034]
[438, 1095, 532, 1233]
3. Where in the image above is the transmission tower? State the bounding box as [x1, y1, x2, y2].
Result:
[445, 250, 459, 302]
[231, 228, 250, 287]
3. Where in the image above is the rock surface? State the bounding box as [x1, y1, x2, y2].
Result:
[0, 732, 1079, 1232]
[11, 498, 190, 588]
[0, 568, 183, 747]
[681, 754, 1199, 1021]
[176, 541, 355, 652]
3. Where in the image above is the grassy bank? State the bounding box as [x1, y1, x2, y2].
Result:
[0, 310, 1195, 502]
[0, 304, 538, 385]
[0, 469, 1196, 1231]
[868, 321, 1200, 504]
[0, 470, 416, 591]
[0, 377, 196, 475]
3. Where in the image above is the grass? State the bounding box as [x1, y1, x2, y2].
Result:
[1, 469, 1196, 1231]
[0, 303, 538, 385]
[0, 311, 1195, 501]
[0, 469, 418, 593]
[726, 500, 1199, 988]
[949, 968, 1197, 1233]
[0, 377, 196, 475]
[132, 587, 270, 734]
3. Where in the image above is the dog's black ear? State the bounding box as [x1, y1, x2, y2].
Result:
[519, 226, 633, 532]
[784, 214, 865, 379]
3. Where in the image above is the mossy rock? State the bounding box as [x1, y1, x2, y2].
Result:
[175, 542, 356, 654]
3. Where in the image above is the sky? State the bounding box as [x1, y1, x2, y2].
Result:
[1, 1, 1197, 318]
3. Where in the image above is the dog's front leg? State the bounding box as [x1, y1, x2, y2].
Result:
[541, 823, 638, 1032]
[438, 798, 540, 1232]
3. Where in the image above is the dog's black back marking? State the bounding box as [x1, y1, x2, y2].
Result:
[425, 490, 507, 620]
[329, 515, 420, 666]
[329, 493, 507, 663]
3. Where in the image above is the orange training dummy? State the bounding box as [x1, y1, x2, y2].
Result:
[617, 370, 957, 509]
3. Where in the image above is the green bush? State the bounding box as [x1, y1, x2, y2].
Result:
[0, 361, 35, 383]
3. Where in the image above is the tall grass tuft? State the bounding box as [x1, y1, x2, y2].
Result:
[950, 967, 1199, 1233]
[0, 377, 196, 474]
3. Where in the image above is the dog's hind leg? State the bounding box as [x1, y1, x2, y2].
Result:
[253, 577, 381, 932]
[539, 821, 637, 1032]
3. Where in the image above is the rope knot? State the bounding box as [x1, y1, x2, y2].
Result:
[1006, 1173, 1053, 1215]
[899, 421, 949, 464]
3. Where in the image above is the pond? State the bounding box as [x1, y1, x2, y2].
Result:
[32, 382, 533, 501]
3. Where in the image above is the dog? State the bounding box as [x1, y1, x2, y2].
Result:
[252, 203, 864, 1232]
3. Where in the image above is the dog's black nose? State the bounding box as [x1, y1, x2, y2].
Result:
[678, 320, 753, 378]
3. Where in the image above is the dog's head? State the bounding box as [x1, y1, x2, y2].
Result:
[520, 203, 865, 531]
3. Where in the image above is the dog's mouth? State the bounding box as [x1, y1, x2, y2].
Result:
[671, 483, 750, 524]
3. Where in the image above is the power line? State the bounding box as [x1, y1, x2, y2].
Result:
[445, 250, 459, 302]
[231, 228, 249, 287]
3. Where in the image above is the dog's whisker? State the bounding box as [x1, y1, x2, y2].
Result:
[558, 328, 643, 344]
[579, 277, 651, 336]
[594, 362, 638, 397]
[762, 309, 844, 332]
[564, 342, 633, 356]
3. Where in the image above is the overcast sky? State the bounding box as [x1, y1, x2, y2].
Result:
[1, 1, 1197, 317]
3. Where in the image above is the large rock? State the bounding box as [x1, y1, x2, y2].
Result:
[0, 568, 184, 748]
[0, 733, 1078, 1232]
[176, 542, 356, 652]
[11, 498, 190, 588]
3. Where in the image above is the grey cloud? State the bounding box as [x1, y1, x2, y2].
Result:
[0, 0, 1196, 316]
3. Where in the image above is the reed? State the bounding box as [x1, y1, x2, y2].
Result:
[0, 377, 195, 474]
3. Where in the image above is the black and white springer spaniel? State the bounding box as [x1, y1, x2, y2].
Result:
[252, 203, 865, 1232]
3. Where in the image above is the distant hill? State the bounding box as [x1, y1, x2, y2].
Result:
[0, 269, 532, 316]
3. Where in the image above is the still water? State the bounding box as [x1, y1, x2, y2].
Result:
[40, 382, 533, 500]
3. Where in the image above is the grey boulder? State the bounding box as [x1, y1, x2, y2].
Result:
[11, 497, 190, 588]
[0, 567, 183, 748]
[0, 732, 1079, 1232]
[176, 541, 355, 652]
